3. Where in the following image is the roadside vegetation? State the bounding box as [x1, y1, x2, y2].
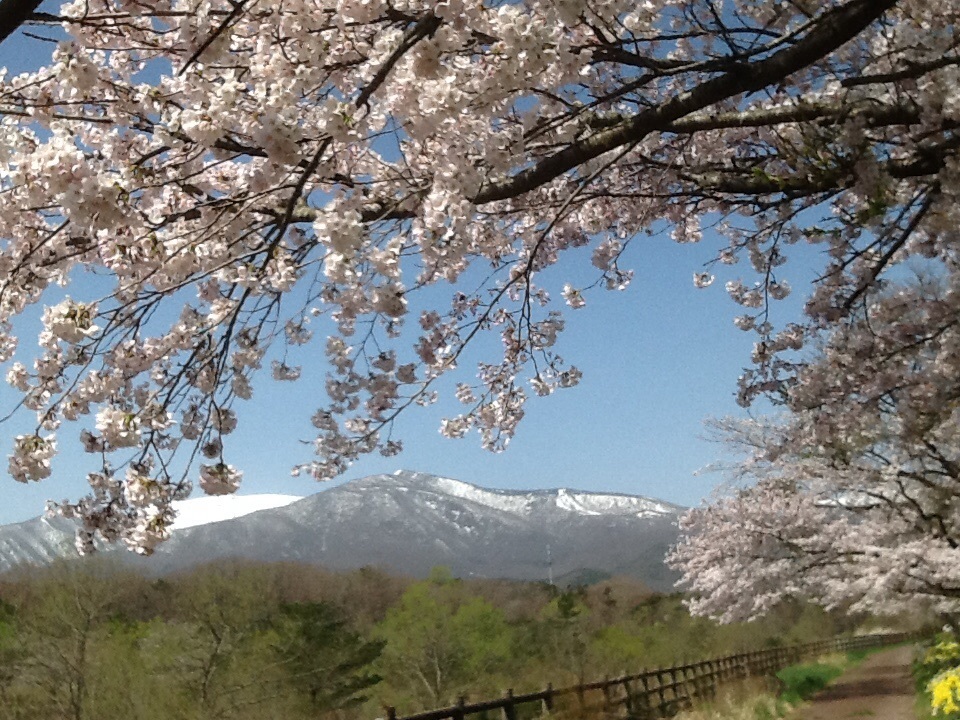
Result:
[674, 648, 903, 720]
[0, 557, 901, 720]
[915, 636, 960, 719]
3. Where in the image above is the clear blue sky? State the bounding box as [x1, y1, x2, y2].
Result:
[0, 17, 821, 524]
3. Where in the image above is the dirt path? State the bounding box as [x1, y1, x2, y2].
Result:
[788, 645, 918, 720]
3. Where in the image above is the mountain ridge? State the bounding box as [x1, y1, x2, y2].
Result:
[0, 470, 684, 590]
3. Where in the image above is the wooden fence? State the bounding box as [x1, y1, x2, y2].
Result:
[384, 632, 915, 720]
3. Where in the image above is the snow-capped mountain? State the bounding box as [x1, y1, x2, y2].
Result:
[0, 492, 305, 571]
[0, 471, 684, 590]
[170, 493, 303, 530]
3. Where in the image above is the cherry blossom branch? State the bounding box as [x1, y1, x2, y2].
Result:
[473, 0, 898, 205]
[354, 12, 442, 109]
[178, 0, 253, 75]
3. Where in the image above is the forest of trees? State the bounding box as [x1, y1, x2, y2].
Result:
[0, 557, 901, 720]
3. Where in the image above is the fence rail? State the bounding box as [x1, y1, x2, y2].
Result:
[385, 632, 916, 720]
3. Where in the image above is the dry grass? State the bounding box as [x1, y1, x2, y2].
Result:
[671, 651, 870, 720]
[671, 678, 792, 720]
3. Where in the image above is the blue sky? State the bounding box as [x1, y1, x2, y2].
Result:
[0, 14, 822, 524]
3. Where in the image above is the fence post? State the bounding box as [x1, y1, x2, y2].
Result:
[683, 664, 695, 707]
[656, 669, 667, 717]
[638, 672, 653, 719]
[622, 677, 634, 717]
[694, 662, 704, 699]
[541, 683, 554, 716]
[502, 689, 516, 720]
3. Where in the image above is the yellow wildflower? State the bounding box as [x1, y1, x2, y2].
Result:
[930, 668, 960, 716]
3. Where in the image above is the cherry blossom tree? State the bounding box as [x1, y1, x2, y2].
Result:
[670, 272, 960, 622]
[0, 0, 956, 553]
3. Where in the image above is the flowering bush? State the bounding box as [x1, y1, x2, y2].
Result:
[930, 668, 960, 717]
[914, 639, 960, 717]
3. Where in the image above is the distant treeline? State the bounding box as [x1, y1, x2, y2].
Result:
[0, 558, 894, 720]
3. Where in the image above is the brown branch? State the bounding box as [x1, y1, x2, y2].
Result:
[178, 0, 251, 76]
[691, 136, 957, 195]
[0, 0, 44, 45]
[588, 44, 690, 72]
[841, 190, 936, 311]
[256, 198, 415, 225]
[355, 12, 441, 109]
[589, 98, 922, 134]
[841, 54, 960, 87]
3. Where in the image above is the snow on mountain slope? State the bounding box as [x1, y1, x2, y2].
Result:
[552, 488, 676, 517]
[430, 475, 538, 515]
[399, 470, 677, 518]
[170, 494, 303, 530]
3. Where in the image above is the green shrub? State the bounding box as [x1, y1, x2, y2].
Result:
[775, 662, 843, 705]
[914, 636, 960, 690]
[846, 649, 870, 664]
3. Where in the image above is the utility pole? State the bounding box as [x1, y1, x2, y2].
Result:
[546, 543, 554, 586]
